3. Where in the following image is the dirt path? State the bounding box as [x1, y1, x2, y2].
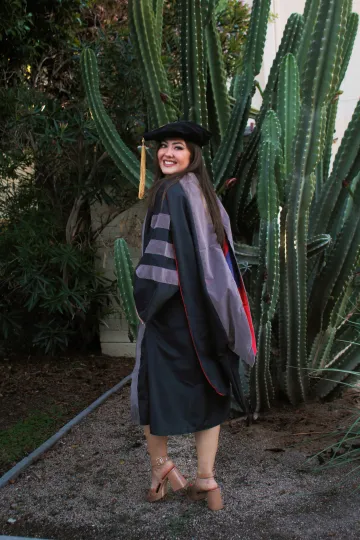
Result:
[0, 386, 359, 540]
[0, 354, 134, 475]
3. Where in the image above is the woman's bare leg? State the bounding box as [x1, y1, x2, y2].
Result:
[194, 425, 220, 490]
[144, 425, 172, 488]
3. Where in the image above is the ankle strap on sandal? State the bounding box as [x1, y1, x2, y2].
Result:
[197, 470, 215, 479]
[151, 456, 170, 467]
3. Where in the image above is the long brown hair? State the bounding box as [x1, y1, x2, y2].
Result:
[147, 142, 225, 246]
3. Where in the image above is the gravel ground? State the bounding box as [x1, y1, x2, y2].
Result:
[0, 385, 359, 540]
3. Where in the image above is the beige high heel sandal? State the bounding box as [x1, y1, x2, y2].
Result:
[147, 456, 188, 503]
[187, 471, 224, 511]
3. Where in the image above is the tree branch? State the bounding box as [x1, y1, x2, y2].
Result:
[65, 151, 109, 245]
[91, 209, 122, 241]
[33, 53, 57, 88]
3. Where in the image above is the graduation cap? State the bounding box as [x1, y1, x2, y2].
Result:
[144, 120, 212, 147]
[138, 121, 212, 199]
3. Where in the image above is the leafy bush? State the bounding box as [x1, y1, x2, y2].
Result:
[0, 178, 116, 354]
[0, 2, 145, 354]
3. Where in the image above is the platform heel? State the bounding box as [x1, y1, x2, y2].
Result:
[147, 456, 187, 502]
[187, 472, 224, 511]
[206, 487, 223, 511]
[167, 466, 188, 492]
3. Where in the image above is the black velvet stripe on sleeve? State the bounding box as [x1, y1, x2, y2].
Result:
[144, 227, 172, 244]
[134, 196, 179, 323]
[140, 253, 177, 272]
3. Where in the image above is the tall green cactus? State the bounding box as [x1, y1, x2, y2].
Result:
[114, 238, 139, 339]
[81, 0, 360, 410]
[205, 8, 230, 137]
[180, 0, 209, 128]
[285, 0, 347, 404]
[340, 12, 359, 84]
[213, 0, 271, 188]
[313, 6, 358, 192]
[129, 0, 174, 127]
[253, 110, 281, 411]
[228, 13, 304, 230]
[277, 54, 301, 192]
[80, 49, 153, 189]
[308, 171, 360, 341]
[153, 0, 165, 55]
[297, 0, 321, 79]
[311, 99, 360, 238]
[277, 53, 301, 393]
[179, 0, 212, 172]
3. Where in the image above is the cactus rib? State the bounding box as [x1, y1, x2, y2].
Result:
[339, 13, 359, 85]
[308, 176, 360, 340]
[205, 11, 230, 137]
[277, 53, 301, 197]
[213, 0, 271, 188]
[129, 0, 171, 126]
[80, 49, 152, 189]
[307, 234, 332, 258]
[311, 100, 360, 237]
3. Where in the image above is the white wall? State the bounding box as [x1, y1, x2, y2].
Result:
[248, 0, 360, 155]
[91, 199, 147, 357]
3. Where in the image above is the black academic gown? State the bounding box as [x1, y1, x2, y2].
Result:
[130, 173, 257, 436]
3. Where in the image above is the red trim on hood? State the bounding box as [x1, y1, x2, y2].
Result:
[238, 280, 257, 355]
[223, 238, 257, 355]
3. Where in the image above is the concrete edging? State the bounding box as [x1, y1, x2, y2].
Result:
[0, 375, 132, 489]
[0, 537, 49, 539]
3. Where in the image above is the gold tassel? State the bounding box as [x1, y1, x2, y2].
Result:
[139, 138, 146, 199]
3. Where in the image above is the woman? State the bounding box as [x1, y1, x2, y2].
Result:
[131, 121, 257, 511]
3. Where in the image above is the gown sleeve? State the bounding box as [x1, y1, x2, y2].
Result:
[133, 191, 179, 323]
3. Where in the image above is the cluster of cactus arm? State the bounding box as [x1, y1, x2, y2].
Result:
[81, 0, 360, 410]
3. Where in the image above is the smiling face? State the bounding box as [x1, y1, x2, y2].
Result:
[157, 139, 191, 176]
